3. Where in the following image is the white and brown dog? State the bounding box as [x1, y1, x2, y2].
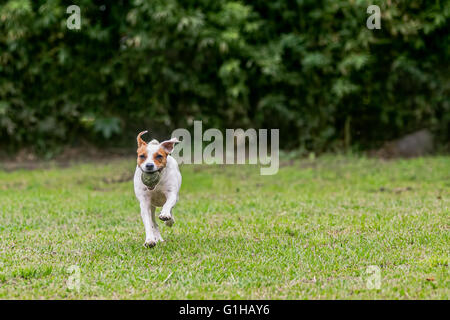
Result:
[134, 131, 181, 248]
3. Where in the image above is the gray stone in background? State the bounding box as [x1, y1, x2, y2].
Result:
[371, 129, 434, 158]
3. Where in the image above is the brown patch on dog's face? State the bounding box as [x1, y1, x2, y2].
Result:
[152, 147, 168, 169]
[137, 145, 148, 166]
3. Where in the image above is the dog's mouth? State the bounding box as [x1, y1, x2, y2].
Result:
[140, 167, 163, 174]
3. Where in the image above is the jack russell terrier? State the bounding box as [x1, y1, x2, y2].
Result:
[134, 131, 181, 248]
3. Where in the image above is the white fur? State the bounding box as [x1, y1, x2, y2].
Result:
[134, 140, 181, 248]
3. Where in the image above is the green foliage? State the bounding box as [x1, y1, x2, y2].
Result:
[0, 0, 449, 153]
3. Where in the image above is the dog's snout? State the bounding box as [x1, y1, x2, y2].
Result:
[145, 163, 155, 171]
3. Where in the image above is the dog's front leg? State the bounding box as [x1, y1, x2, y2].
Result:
[150, 205, 164, 242]
[159, 193, 177, 226]
[140, 197, 158, 248]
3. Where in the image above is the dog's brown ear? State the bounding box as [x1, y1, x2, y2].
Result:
[160, 137, 179, 154]
[137, 130, 148, 148]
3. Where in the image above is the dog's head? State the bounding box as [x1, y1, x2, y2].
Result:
[136, 131, 179, 173]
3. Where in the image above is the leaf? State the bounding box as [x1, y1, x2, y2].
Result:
[93, 117, 122, 139]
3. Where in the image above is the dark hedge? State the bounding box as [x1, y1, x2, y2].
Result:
[1, 0, 448, 154]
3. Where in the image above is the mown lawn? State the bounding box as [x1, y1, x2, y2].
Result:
[0, 156, 448, 299]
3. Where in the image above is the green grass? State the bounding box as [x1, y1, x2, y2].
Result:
[0, 156, 448, 299]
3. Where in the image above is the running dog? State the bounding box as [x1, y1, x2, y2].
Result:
[134, 131, 181, 248]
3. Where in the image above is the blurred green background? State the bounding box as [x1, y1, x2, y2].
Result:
[0, 0, 448, 156]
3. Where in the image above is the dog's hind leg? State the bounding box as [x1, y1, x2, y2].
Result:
[164, 215, 175, 227]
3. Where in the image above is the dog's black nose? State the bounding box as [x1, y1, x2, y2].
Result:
[145, 163, 155, 171]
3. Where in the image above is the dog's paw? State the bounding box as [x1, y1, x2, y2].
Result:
[159, 212, 172, 222]
[143, 240, 157, 248]
[164, 218, 174, 227]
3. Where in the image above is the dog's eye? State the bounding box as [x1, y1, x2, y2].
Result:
[139, 154, 146, 159]
[156, 154, 163, 160]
